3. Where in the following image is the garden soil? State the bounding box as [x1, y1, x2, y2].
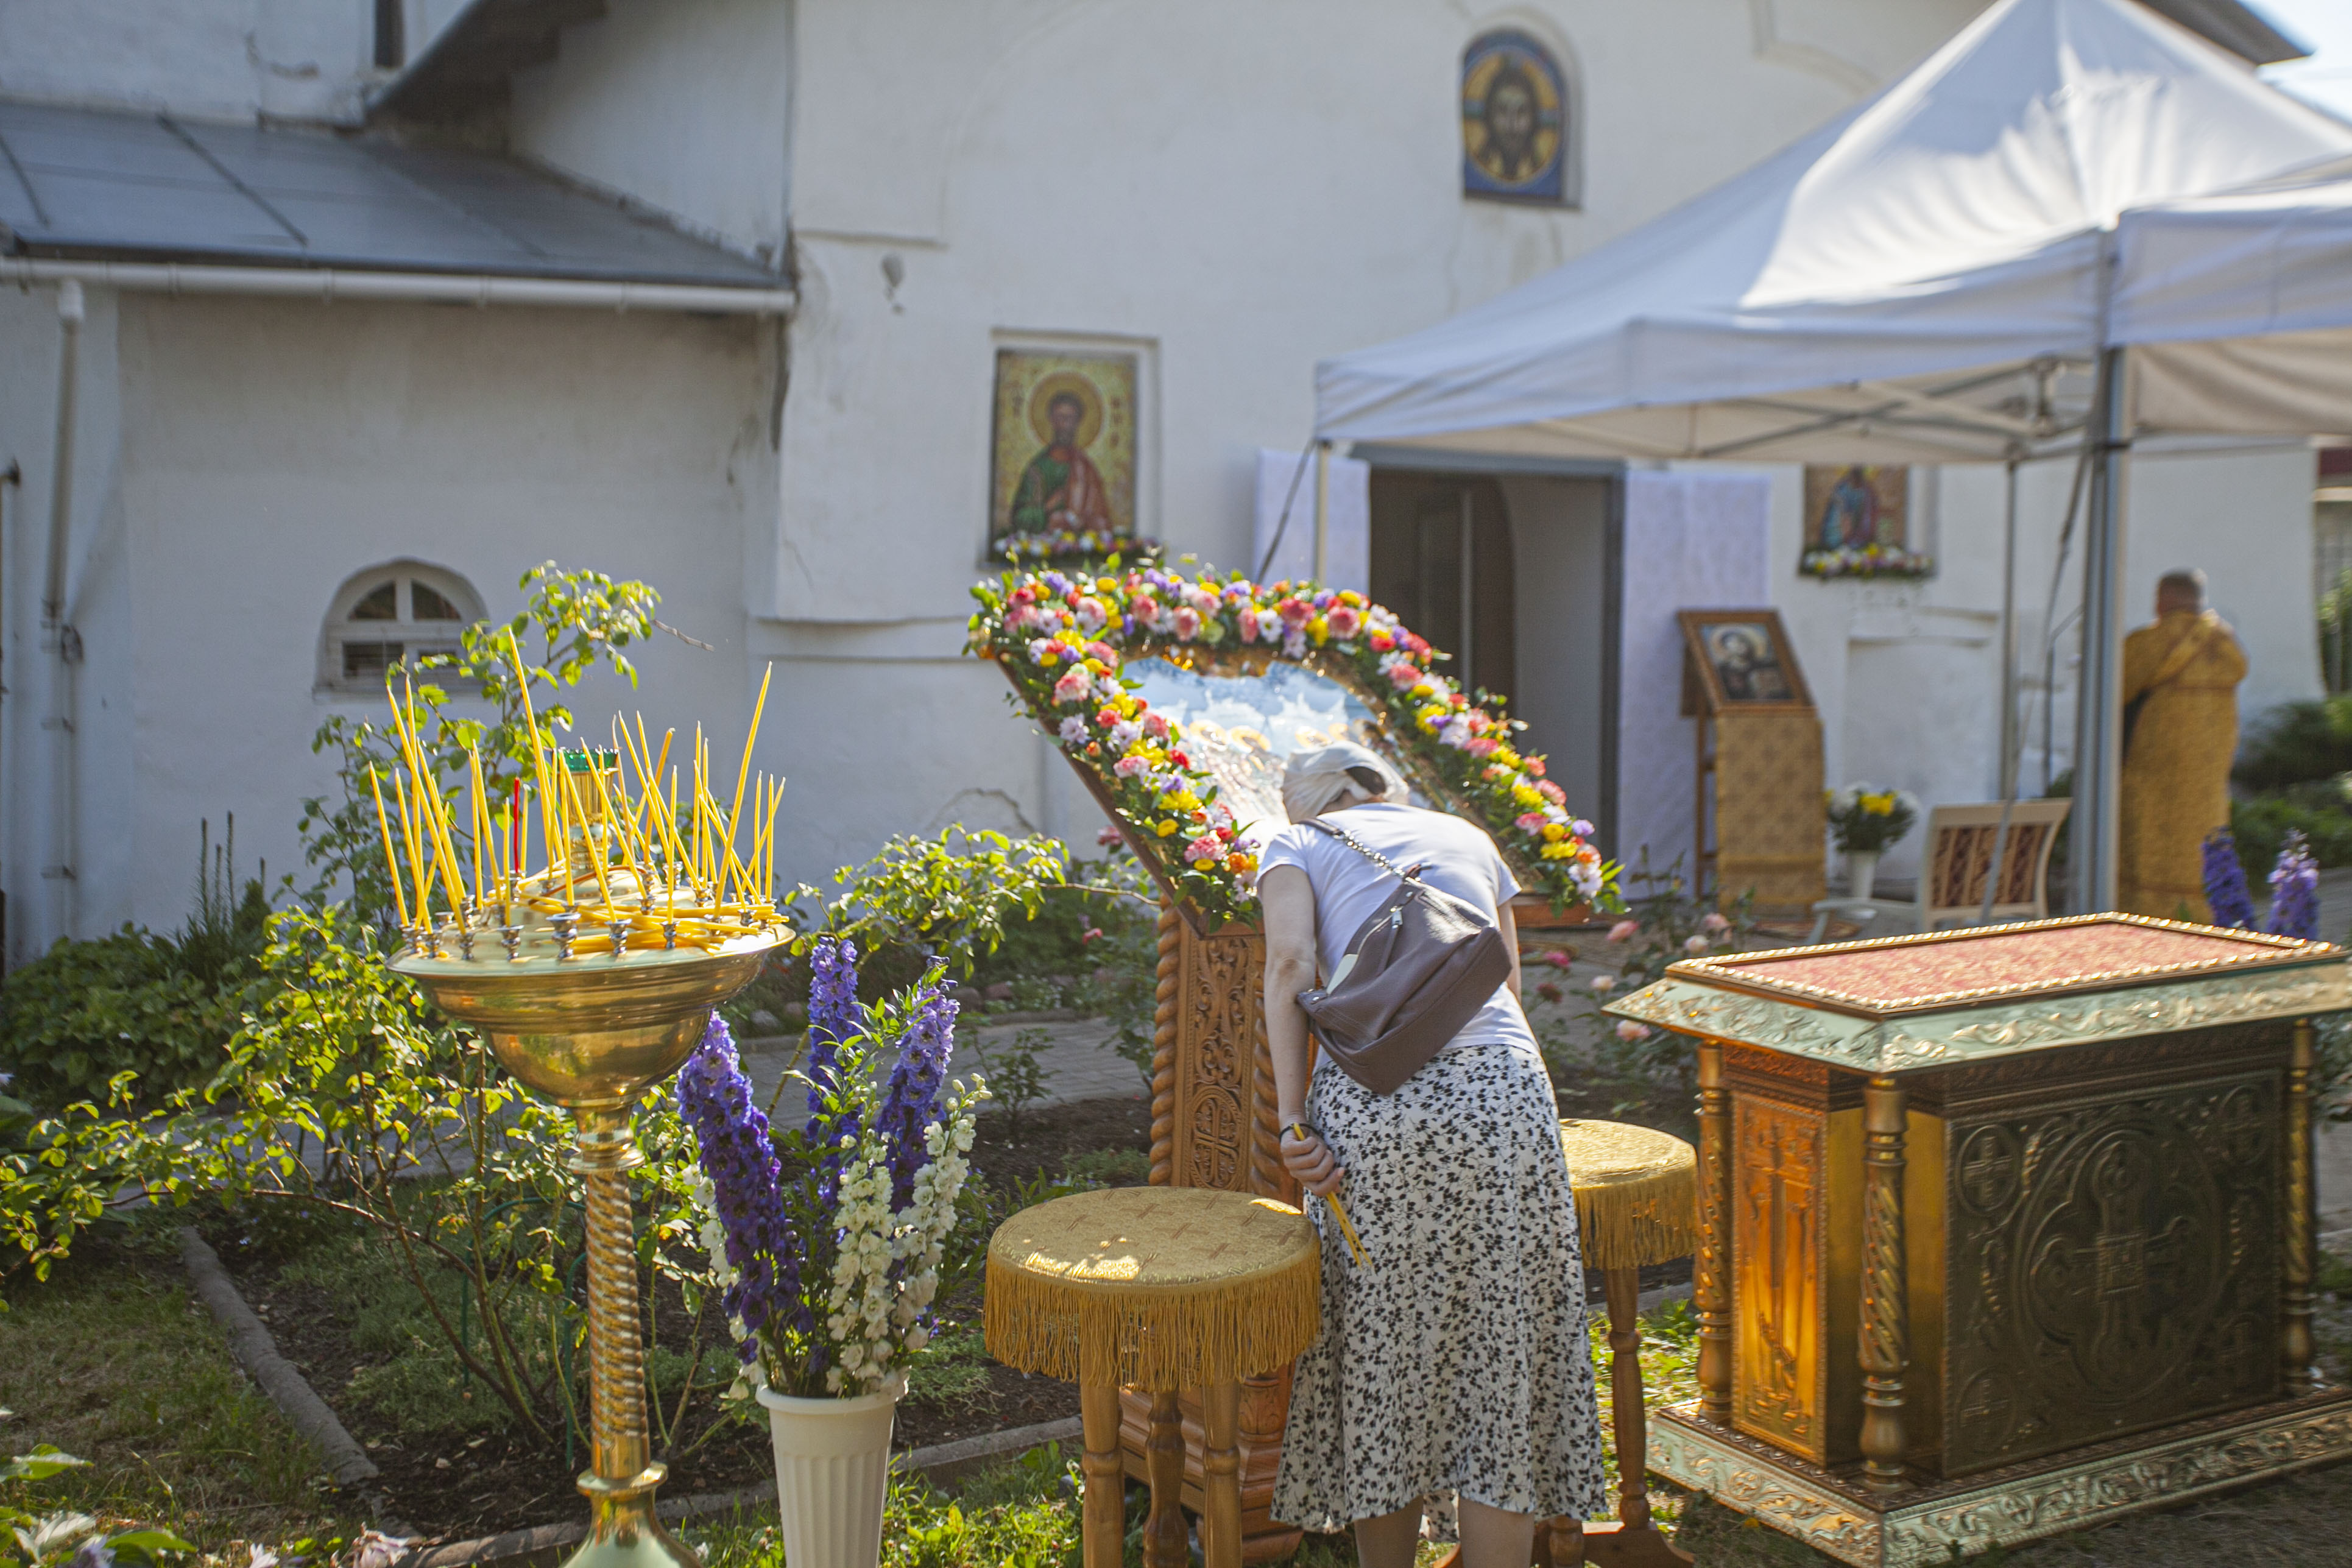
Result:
[196, 1095, 1154, 1542]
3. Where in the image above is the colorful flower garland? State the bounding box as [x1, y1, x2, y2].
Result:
[1799, 542, 1935, 580]
[967, 563, 1618, 925]
[991, 527, 1163, 565]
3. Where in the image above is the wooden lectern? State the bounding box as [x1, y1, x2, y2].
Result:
[1611, 916, 2352, 1566]
[1678, 609, 1824, 911]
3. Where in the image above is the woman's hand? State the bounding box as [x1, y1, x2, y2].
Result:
[1280, 1123, 1345, 1198]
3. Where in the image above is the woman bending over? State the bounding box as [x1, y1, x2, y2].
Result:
[1263, 741, 1606, 1567]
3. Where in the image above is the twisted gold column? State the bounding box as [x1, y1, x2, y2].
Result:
[568, 1106, 694, 1568]
[1859, 1076, 1910, 1495]
[1694, 1040, 1733, 1425]
[2284, 1018, 2317, 1391]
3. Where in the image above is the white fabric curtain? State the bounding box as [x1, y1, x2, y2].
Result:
[1614, 471, 1772, 878]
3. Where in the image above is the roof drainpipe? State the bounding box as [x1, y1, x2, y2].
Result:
[41, 280, 83, 940]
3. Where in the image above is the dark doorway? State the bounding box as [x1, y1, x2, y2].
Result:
[1369, 473, 1516, 705]
[374, 0, 405, 68]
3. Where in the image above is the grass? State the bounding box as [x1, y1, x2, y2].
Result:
[685, 1441, 1454, 1568]
[0, 1237, 359, 1558]
[5, 1223, 2340, 1567]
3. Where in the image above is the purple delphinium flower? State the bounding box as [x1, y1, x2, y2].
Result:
[2268, 831, 2321, 941]
[679, 1014, 802, 1360]
[2203, 828, 2256, 930]
[875, 981, 958, 1211]
[804, 936, 861, 1135]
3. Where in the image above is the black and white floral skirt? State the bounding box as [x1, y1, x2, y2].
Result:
[1273, 1037, 1608, 1538]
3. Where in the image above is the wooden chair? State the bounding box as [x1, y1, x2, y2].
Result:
[1910, 799, 2071, 931]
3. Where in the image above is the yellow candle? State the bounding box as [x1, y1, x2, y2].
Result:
[467, 750, 487, 910]
[724, 662, 773, 865]
[562, 761, 614, 909]
[392, 769, 431, 925]
[369, 765, 410, 930]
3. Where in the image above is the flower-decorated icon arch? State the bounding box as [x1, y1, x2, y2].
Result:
[967, 563, 1619, 927]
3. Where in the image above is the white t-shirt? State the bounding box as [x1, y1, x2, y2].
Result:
[1257, 800, 1536, 1056]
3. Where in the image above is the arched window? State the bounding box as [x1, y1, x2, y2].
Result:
[1461, 29, 1578, 207]
[319, 561, 484, 694]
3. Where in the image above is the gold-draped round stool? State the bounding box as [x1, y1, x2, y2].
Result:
[1538, 1120, 1701, 1568]
[984, 1186, 1321, 1568]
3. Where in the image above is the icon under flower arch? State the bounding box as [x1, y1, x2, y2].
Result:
[967, 562, 1620, 928]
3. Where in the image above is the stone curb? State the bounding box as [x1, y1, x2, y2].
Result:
[179, 1226, 382, 1487]
[401, 1416, 1087, 1567]
[176, 1226, 412, 1531]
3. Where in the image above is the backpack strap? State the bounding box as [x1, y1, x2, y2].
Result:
[1303, 815, 1425, 883]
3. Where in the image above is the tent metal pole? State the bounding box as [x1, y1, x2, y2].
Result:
[2068, 347, 2130, 914]
[1312, 442, 1331, 584]
[1999, 457, 2021, 803]
[1982, 457, 2022, 925]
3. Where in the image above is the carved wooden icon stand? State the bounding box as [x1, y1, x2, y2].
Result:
[1609, 916, 2352, 1567]
[1677, 609, 1823, 911]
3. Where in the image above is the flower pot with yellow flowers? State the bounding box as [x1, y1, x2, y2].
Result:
[1824, 783, 1919, 902]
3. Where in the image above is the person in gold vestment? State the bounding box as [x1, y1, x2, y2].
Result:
[2119, 569, 2246, 920]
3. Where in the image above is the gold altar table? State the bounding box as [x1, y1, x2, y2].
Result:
[983, 1185, 1321, 1568]
[1607, 914, 2352, 1567]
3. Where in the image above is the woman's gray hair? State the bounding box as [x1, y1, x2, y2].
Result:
[1282, 741, 1408, 824]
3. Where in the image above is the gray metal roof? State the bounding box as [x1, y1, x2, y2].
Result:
[0, 99, 779, 287]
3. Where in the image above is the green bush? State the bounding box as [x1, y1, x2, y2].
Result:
[2237, 697, 2352, 791]
[0, 819, 271, 1109]
[2231, 785, 2352, 873]
[0, 931, 238, 1107]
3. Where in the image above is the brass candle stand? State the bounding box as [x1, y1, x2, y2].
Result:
[394, 930, 780, 1568]
[367, 663, 793, 1567]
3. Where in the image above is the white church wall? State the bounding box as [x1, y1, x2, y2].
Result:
[0, 0, 373, 122]
[716, 0, 1983, 863]
[0, 294, 774, 956]
[507, 0, 794, 266]
[0, 283, 136, 962]
[768, 0, 1981, 626]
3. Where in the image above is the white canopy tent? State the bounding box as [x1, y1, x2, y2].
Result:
[1314, 0, 2352, 911]
[2115, 168, 2352, 436]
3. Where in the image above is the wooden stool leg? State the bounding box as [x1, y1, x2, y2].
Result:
[1577, 1270, 1693, 1568]
[1080, 1382, 1126, 1568]
[1538, 1517, 1586, 1565]
[1605, 1266, 1650, 1530]
[1203, 1381, 1243, 1568]
[1142, 1389, 1187, 1568]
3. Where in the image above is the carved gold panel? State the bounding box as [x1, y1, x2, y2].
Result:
[1726, 1048, 1946, 1471]
[1731, 1091, 1856, 1463]
[1938, 1067, 2281, 1474]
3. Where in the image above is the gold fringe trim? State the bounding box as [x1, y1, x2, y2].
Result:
[1573, 1165, 1699, 1274]
[984, 1247, 1322, 1390]
[1561, 1119, 1700, 1274]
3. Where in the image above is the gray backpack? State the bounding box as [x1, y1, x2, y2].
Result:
[1294, 816, 1514, 1095]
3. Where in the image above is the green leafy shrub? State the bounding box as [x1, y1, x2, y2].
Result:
[0, 933, 236, 1107]
[2232, 783, 2352, 873]
[0, 820, 270, 1109]
[1538, 851, 1752, 1115]
[2237, 697, 2352, 791]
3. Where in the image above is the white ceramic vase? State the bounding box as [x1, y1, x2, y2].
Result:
[759, 1376, 903, 1568]
[1846, 849, 1881, 902]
